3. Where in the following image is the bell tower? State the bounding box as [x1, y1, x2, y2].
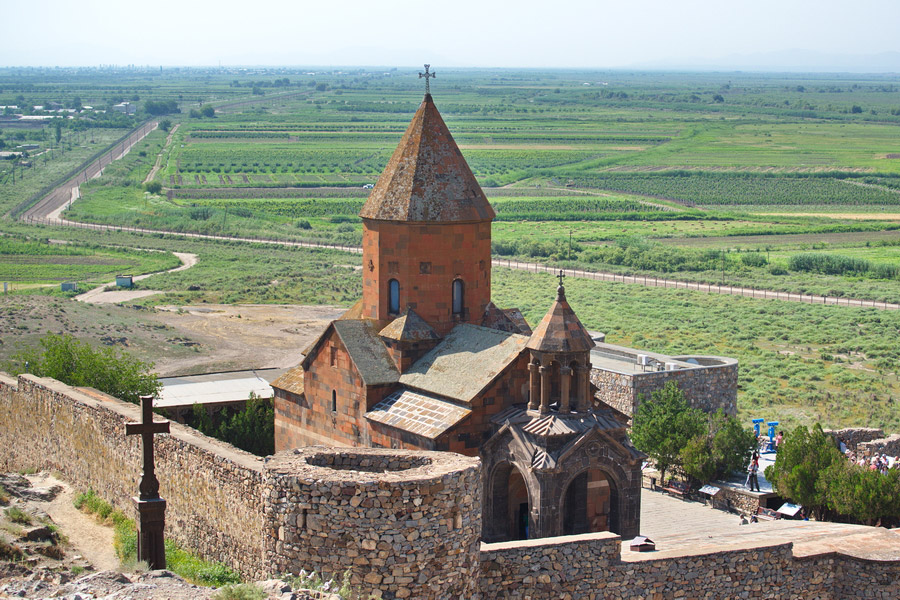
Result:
[359, 69, 494, 336]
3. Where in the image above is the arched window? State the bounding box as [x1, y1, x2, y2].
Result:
[388, 279, 400, 314]
[331, 390, 337, 412]
[452, 279, 464, 315]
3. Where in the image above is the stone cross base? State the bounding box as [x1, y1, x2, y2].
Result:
[133, 497, 167, 569]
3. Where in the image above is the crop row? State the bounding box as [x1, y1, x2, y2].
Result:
[178, 196, 663, 220]
[573, 174, 900, 206]
[175, 145, 601, 177]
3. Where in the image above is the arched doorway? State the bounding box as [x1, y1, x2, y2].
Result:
[489, 463, 531, 542]
[562, 469, 619, 536]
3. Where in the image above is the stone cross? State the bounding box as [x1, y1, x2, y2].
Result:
[126, 394, 170, 569]
[419, 64, 435, 96]
[557, 270, 565, 288]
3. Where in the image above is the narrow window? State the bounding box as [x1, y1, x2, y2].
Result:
[452, 279, 464, 315]
[331, 390, 337, 413]
[388, 279, 400, 314]
[330, 346, 337, 367]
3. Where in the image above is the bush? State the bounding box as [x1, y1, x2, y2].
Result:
[145, 181, 163, 194]
[11, 334, 160, 405]
[5, 507, 32, 525]
[765, 424, 841, 520]
[214, 584, 266, 600]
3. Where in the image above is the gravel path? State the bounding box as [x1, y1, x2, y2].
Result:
[27, 473, 119, 571]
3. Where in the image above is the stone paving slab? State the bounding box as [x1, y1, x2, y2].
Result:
[630, 487, 900, 561]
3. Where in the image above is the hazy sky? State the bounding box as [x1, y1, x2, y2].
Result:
[4, 0, 900, 69]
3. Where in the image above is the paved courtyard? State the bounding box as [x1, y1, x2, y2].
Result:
[632, 486, 900, 561]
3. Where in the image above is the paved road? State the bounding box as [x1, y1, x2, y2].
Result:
[20, 120, 159, 221]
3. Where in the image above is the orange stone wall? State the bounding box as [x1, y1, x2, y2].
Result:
[361, 219, 492, 336]
[274, 328, 393, 451]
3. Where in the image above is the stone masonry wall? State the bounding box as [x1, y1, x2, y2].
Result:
[479, 535, 865, 599]
[0, 374, 267, 578]
[825, 427, 885, 450]
[592, 359, 738, 418]
[263, 448, 481, 600]
[3, 372, 899, 600]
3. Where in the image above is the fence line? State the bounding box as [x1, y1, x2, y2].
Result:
[20, 216, 898, 311]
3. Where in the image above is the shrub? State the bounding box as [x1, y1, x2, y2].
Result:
[145, 181, 163, 194]
[5, 506, 32, 525]
[214, 584, 266, 600]
[12, 334, 160, 405]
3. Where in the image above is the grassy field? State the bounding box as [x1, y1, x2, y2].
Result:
[5, 67, 900, 433]
[0, 235, 180, 288]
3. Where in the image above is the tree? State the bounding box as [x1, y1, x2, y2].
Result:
[631, 381, 706, 481]
[764, 424, 841, 520]
[200, 105, 215, 118]
[54, 121, 62, 144]
[159, 119, 172, 132]
[820, 460, 900, 526]
[190, 394, 274, 456]
[145, 181, 163, 194]
[11, 334, 160, 405]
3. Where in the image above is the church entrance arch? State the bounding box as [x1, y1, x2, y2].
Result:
[489, 462, 532, 542]
[561, 468, 619, 536]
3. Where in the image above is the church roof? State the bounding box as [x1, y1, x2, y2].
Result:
[332, 320, 399, 386]
[365, 388, 471, 440]
[379, 308, 441, 342]
[481, 302, 533, 336]
[399, 324, 529, 403]
[526, 284, 595, 353]
[359, 94, 495, 223]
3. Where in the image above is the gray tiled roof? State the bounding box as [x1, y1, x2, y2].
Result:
[332, 320, 399, 386]
[399, 324, 529, 403]
[365, 388, 471, 439]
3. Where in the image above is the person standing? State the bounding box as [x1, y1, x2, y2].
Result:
[746, 451, 761, 492]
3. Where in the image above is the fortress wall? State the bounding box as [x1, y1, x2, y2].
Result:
[3, 372, 899, 599]
[825, 427, 885, 450]
[263, 448, 482, 600]
[592, 359, 738, 418]
[481, 537, 836, 599]
[0, 374, 267, 578]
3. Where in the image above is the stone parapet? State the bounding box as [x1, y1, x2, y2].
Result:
[263, 447, 481, 600]
[0, 374, 266, 577]
[825, 427, 885, 450]
[592, 357, 738, 418]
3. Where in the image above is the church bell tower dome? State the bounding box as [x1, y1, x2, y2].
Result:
[360, 70, 494, 336]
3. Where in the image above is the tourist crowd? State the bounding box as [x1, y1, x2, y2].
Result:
[837, 438, 898, 475]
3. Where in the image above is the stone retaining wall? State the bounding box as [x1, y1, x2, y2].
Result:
[858, 434, 900, 458]
[0, 374, 267, 577]
[264, 448, 481, 600]
[592, 358, 737, 418]
[825, 427, 884, 450]
[3, 372, 900, 599]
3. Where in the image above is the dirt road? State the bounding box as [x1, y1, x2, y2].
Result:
[75, 252, 198, 304]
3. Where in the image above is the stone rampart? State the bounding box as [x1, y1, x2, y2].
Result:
[2, 372, 899, 599]
[825, 427, 885, 450]
[592, 357, 737, 418]
[0, 374, 267, 577]
[264, 448, 481, 599]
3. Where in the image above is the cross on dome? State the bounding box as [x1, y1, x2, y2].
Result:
[419, 64, 435, 96]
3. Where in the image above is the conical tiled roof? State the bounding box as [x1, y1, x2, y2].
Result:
[526, 284, 595, 353]
[379, 308, 441, 342]
[359, 94, 495, 223]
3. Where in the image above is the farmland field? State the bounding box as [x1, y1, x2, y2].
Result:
[4, 66, 900, 431]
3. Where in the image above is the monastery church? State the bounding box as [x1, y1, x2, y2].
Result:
[275, 90, 664, 542]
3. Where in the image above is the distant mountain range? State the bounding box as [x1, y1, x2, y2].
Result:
[632, 49, 900, 73]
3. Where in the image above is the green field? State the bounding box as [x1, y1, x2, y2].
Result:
[4, 67, 900, 432]
[0, 236, 180, 287]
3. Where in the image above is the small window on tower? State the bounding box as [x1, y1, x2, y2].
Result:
[330, 346, 337, 367]
[388, 279, 400, 314]
[419, 262, 432, 274]
[452, 279, 464, 315]
[331, 390, 337, 413]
